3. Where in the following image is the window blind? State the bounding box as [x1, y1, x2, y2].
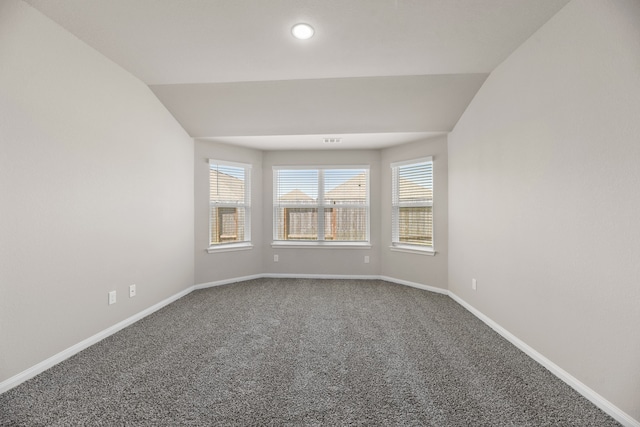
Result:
[391, 157, 433, 248]
[209, 160, 251, 246]
[273, 167, 369, 242]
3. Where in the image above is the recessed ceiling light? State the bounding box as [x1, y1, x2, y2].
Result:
[291, 23, 314, 40]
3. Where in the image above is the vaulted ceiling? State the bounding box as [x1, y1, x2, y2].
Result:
[25, 0, 569, 150]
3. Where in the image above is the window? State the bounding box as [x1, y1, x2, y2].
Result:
[273, 167, 369, 244]
[391, 157, 433, 252]
[209, 160, 251, 248]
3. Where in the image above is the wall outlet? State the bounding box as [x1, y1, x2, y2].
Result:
[108, 290, 117, 305]
[472, 278, 477, 291]
[129, 284, 136, 298]
[274, 254, 279, 262]
[364, 256, 370, 264]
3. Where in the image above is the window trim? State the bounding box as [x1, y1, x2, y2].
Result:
[272, 165, 370, 246]
[389, 245, 435, 256]
[208, 159, 252, 251]
[207, 242, 253, 254]
[272, 242, 371, 249]
[390, 156, 434, 253]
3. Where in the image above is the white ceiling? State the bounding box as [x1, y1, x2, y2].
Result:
[25, 0, 569, 150]
[150, 74, 489, 138]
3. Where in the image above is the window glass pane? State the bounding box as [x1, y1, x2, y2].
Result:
[398, 206, 432, 246]
[392, 159, 433, 249]
[324, 169, 367, 205]
[210, 207, 246, 245]
[275, 170, 318, 205]
[398, 162, 432, 203]
[275, 207, 318, 240]
[325, 207, 368, 241]
[210, 164, 245, 203]
[209, 160, 251, 246]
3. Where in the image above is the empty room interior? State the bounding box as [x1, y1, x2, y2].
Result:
[1, 0, 639, 425]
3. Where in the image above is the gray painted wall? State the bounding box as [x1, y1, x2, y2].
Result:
[448, 0, 640, 420]
[381, 137, 448, 289]
[0, 0, 194, 383]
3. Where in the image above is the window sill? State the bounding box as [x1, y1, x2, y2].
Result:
[271, 241, 372, 249]
[389, 245, 436, 256]
[207, 243, 253, 254]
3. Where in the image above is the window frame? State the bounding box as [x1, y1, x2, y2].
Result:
[272, 165, 371, 247]
[390, 156, 435, 255]
[207, 159, 252, 253]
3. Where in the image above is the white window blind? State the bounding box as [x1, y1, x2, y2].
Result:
[209, 160, 251, 246]
[391, 157, 433, 249]
[273, 167, 369, 242]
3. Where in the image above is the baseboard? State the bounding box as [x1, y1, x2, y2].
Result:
[194, 274, 265, 290]
[379, 275, 448, 295]
[0, 284, 194, 395]
[260, 274, 447, 296]
[195, 274, 382, 289]
[448, 292, 640, 427]
[262, 273, 381, 280]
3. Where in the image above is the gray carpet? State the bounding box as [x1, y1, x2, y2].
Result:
[0, 278, 620, 426]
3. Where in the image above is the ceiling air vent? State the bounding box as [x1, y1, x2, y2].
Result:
[323, 138, 342, 144]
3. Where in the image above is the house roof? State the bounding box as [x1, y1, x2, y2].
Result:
[210, 170, 244, 203]
[325, 173, 368, 202]
[397, 178, 433, 201]
[278, 189, 315, 203]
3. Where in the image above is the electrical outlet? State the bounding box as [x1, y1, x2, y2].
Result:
[472, 278, 477, 291]
[108, 290, 117, 305]
[364, 256, 370, 264]
[129, 284, 136, 298]
[274, 254, 279, 262]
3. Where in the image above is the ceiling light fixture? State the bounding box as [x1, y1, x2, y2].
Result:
[291, 23, 314, 40]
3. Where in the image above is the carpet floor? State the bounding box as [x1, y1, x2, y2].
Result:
[0, 278, 621, 426]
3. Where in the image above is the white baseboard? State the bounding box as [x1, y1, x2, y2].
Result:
[379, 275, 448, 295]
[195, 274, 381, 290]
[194, 274, 264, 290]
[253, 274, 447, 297]
[448, 292, 639, 427]
[262, 273, 381, 280]
[0, 285, 194, 395]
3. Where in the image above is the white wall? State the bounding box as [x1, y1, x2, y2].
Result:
[448, 0, 640, 421]
[0, 0, 194, 383]
[381, 136, 448, 289]
[262, 150, 381, 276]
[194, 140, 263, 284]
